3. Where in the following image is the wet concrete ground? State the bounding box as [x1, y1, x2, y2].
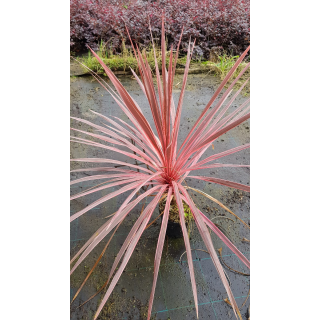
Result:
[70, 73, 250, 320]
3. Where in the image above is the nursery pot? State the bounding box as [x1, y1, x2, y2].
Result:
[159, 196, 190, 239]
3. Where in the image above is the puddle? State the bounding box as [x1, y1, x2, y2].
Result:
[70, 73, 250, 319]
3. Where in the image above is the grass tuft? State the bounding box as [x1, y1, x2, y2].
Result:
[202, 53, 250, 95]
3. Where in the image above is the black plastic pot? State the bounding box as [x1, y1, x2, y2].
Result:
[166, 219, 184, 238]
[159, 198, 188, 239]
[160, 214, 188, 239]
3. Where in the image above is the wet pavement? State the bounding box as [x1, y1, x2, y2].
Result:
[70, 72, 250, 320]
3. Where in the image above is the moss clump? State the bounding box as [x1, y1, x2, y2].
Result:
[159, 196, 192, 223]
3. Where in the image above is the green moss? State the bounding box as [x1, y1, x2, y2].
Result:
[183, 202, 192, 219]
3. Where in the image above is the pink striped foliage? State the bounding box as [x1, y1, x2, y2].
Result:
[71, 18, 250, 320]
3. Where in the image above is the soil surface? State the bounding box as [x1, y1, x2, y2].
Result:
[70, 72, 250, 320]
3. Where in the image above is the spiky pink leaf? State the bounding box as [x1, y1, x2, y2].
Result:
[188, 144, 250, 169]
[198, 210, 250, 269]
[71, 124, 157, 166]
[70, 158, 154, 174]
[178, 46, 250, 153]
[70, 180, 144, 222]
[70, 177, 143, 201]
[70, 136, 155, 168]
[93, 186, 167, 320]
[172, 181, 198, 318]
[179, 185, 241, 319]
[147, 187, 172, 320]
[70, 167, 141, 174]
[201, 99, 250, 142]
[183, 113, 250, 161]
[71, 184, 163, 274]
[188, 176, 250, 192]
[91, 111, 162, 167]
[88, 47, 164, 157]
[182, 163, 249, 173]
[113, 116, 163, 163]
[70, 173, 146, 186]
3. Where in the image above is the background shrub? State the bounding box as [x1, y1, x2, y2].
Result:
[70, 0, 250, 58]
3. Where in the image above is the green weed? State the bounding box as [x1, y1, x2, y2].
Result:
[204, 53, 250, 95]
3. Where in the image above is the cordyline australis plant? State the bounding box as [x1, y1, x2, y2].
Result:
[70, 19, 250, 320]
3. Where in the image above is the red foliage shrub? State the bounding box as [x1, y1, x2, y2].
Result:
[70, 0, 250, 57]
